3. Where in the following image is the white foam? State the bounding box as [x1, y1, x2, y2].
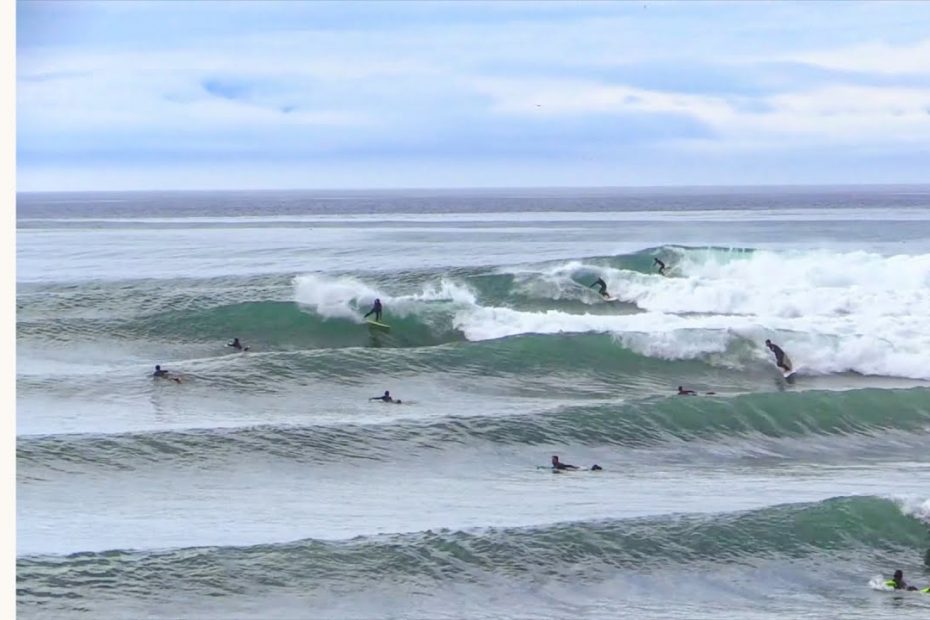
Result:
[623, 250, 930, 319]
[399, 278, 477, 306]
[293, 274, 476, 320]
[293, 274, 378, 321]
[868, 575, 894, 591]
[895, 496, 930, 525]
[452, 305, 930, 379]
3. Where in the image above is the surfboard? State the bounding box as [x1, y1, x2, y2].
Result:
[366, 320, 391, 331]
[602, 296, 619, 302]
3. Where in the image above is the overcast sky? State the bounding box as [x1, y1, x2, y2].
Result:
[16, 0, 930, 190]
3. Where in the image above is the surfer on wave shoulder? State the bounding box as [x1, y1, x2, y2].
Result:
[654, 258, 667, 275]
[364, 298, 383, 322]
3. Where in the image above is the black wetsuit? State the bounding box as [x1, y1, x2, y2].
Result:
[364, 301, 383, 322]
[769, 344, 787, 365]
[654, 258, 666, 275]
[371, 394, 393, 402]
[553, 462, 578, 470]
[153, 369, 169, 378]
[590, 278, 608, 296]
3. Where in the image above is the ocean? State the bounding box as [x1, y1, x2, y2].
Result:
[16, 187, 930, 619]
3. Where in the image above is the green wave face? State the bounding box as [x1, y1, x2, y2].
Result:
[16, 496, 929, 593]
[17, 388, 930, 470]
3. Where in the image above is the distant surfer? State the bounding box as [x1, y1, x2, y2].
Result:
[885, 569, 919, 591]
[364, 298, 383, 322]
[654, 258, 667, 275]
[589, 278, 610, 298]
[152, 364, 181, 384]
[677, 386, 716, 396]
[551, 455, 579, 470]
[226, 337, 249, 352]
[550, 455, 602, 471]
[369, 390, 400, 403]
[765, 339, 792, 373]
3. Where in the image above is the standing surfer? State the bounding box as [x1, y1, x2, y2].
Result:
[589, 278, 610, 298]
[765, 339, 792, 373]
[654, 258, 667, 275]
[364, 298, 383, 322]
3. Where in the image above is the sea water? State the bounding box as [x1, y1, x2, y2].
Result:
[16, 187, 930, 618]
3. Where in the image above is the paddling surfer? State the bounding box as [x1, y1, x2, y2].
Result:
[152, 364, 181, 384]
[369, 390, 401, 403]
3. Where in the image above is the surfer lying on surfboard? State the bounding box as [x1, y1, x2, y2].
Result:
[551, 455, 602, 471]
[364, 298, 383, 322]
[226, 337, 249, 351]
[765, 339, 792, 373]
[369, 390, 401, 404]
[152, 364, 181, 384]
[884, 569, 925, 591]
[589, 278, 610, 298]
[677, 386, 716, 396]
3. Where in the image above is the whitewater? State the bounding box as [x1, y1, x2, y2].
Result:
[16, 187, 930, 619]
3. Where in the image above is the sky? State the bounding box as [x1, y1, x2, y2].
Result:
[15, 0, 930, 191]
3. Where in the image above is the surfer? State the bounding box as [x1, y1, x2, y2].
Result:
[550, 456, 602, 471]
[885, 569, 919, 591]
[152, 364, 181, 384]
[364, 298, 383, 322]
[226, 337, 248, 351]
[589, 278, 609, 298]
[677, 386, 716, 396]
[765, 339, 792, 372]
[551, 455, 579, 470]
[654, 258, 667, 275]
[370, 390, 395, 403]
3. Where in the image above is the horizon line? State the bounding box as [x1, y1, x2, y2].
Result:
[16, 181, 930, 195]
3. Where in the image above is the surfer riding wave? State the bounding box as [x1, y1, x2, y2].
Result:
[364, 298, 383, 322]
[589, 278, 610, 298]
[765, 339, 792, 373]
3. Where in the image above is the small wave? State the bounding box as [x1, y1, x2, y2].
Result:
[16, 496, 928, 598]
[17, 388, 930, 470]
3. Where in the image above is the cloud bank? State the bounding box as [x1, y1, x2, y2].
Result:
[16, 1, 930, 190]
